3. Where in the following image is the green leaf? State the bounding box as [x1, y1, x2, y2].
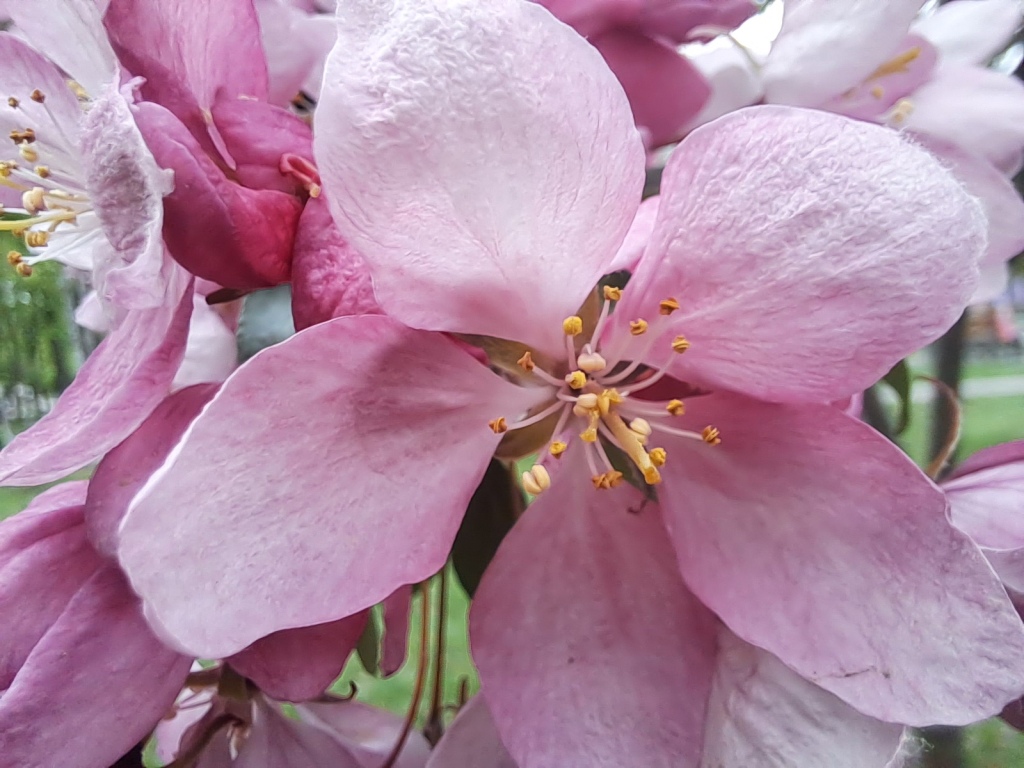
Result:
[881, 359, 912, 435]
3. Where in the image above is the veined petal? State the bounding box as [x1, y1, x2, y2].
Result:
[658, 392, 1024, 726]
[913, 0, 1023, 65]
[426, 697, 516, 768]
[297, 699, 432, 767]
[472, 452, 717, 768]
[119, 316, 548, 657]
[945, 441, 1024, 550]
[609, 106, 982, 403]
[314, 0, 645, 355]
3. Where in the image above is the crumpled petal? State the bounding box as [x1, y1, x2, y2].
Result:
[426, 696, 516, 768]
[119, 315, 548, 657]
[314, 0, 645, 356]
[297, 699, 432, 767]
[912, 0, 1023, 65]
[0, 565, 192, 768]
[228, 614, 367, 702]
[763, 0, 925, 106]
[608, 106, 982, 403]
[0, 278, 193, 486]
[658, 391, 1024, 725]
[472, 451, 718, 768]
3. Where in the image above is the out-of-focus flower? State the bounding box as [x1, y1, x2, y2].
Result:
[254, 0, 338, 106]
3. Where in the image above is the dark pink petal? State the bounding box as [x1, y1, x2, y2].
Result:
[119, 316, 548, 657]
[315, 0, 645, 355]
[0, 280, 193, 486]
[536, 0, 640, 37]
[380, 586, 411, 676]
[658, 392, 1024, 725]
[234, 697, 364, 768]
[472, 453, 717, 768]
[292, 195, 380, 331]
[913, 0, 1023, 65]
[84, 384, 217, 558]
[0, 566, 192, 768]
[426, 696, 516, 768]
[297, 700, 432, 767]
[703, 630, 906, 767]
[592, 30, 710, 149]
[229, 613, 367, 702]
[610, 106, 983, 403]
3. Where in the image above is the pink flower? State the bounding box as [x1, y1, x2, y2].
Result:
[119, 1, 1024, 762]
[253, 0, 339, 106]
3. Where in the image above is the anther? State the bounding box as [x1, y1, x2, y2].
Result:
[649, 447, 667, 467]
[10, 128, 35, 144]
[69, 81, 88, 100]
[22, 187, 45, 213]
[629, 418, 652, 437]
[549, 440, 567, 458]
[35, 166, 50, 179]
[591, 470, 624, 490]
[7, 97, 18, 108]
[577, 351, 606, 373]
[7, 250, 22, 266]
[580, 426, 598, 443]
[701, 426, 721, 445]
[659, 298, 680, 315]
[15, 262, 32, 277]
[666, 399, 685, 416]
[602, 285, 622, 301]
[30, 89, 45, 103]
[516, 351, 535, 372]
[629, 319, 648, 336]
[25, 231, 48, 247]
[19, 144, 38, 163]
[0, 161, 14, 177]
[671, 335, 690, 353]
[870, 85, 883, 99]
[488, 417, 508, 434]
[565, 370, 587, 390]
[521, 465, 551, 495]
[562, 316, 583, 336]
[576, 393, 599, 410]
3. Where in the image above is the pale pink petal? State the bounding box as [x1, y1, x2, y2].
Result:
[945, 441, 1024, 549]
[592, 29, 710, 149]
[380, 586, 411, 676]
[472, 452, 717, 768]
[0, 281, 193, 486]
[913, 0, 1023, 65]
[172, 296, 238, 390]
[119, 316, 548, 657]
[0, 566, 192, 768]
[658, 392, 1024, 725]
[291, 195, 380, 331]
[763, 0, 925, 106]
[229, 614, 367, 702]
[608, 106, 983, 403]
[314, 0, 645, 355]
[903, 63, 1024, 172]
[703, 629, 907, 767]
[83, 384, 217, 558]
[297, 699, 432, 767]
[637, 0, 757, 40]
[256, 0, 337, 106]
[74, 291, 108, 333]
[426, 696, 516, 768]
[234, 697, 363, 768]
[684, 42, 764, 131]
[155, 684, 215, 763]
[607, 195, 660, 274]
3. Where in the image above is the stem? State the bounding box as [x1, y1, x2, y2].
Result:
[928, 312, 966, 472]
[424, 567, 449, 746]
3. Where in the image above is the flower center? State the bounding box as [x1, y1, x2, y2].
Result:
[490, 285, 721, 494]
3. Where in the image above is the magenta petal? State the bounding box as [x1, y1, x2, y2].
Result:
[472, 453, 717, 768]
[314, 0, 645, 354]
[659, 392, 1024, 725]
[0, 566, 192, 768]
[119, 316, 547, 657]
[229, 613, 367, 702]
[297, 700, 432, 768]
[0, 280, 193, 486]
[611, 105, 983, 403]
[426, 696, 516, 768]
[380, 586, 412, 676]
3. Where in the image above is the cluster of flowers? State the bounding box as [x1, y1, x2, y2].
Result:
[2, 0, 1024, 765]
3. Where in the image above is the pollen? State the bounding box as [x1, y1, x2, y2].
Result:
[580, 426, 598, 443]
[488, 417, 508, 434]
[577, 351, 606, 373]
[642, 465, 662, 484]
[869, 46, 922, 81]
[870, 85, 884, 99]
[562, 315, 584, 336]
[602, 285, 622, 301]
[565, 370, 587, 390]
[659, 298, 680, 315]
[25, 231, 48, 247]
[30, 89, 45, 103]
[666, 399, 685, 416]
[521, 465, 551, 496]
[549, 440, 567, 457]
[701, 426, 721, 445]
[629, 319, 648, 336]
[671, 335, 690, 353]
[516, 351, 535, 372]
[649, 447, 667, 467]
[0, 161, 14, 177]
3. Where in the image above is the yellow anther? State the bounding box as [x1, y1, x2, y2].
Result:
[701, 426, 722, 445]
[549, 440, 567, 458]
[488, 417, 508, 434]
[649, 447, 667, 467]
[35, 166, 49, 179]
[602, 285, 622, 301]
[521, 465, 551, 496]
[25, 231, 48, 247]
[671, 335, 690, 353]
[666, 399, 685, 416]
[591, 470, 624, 490]
[7, 250, 22, 266]
[516, 351, 535, 372]
[30, 89, 45, 103]
[7, 97, 18, 108]
[889, 98, 914, 126]
[597, 388, 622, 416]
[868, 46, 921, 81]
[22, 187, 45, 214]
[69, 81, 89, 100]
[591, 474, 606, 489]
[642, 465, 662, 485]
[659, 298, 680, 315]
[629, 319, 648, 336]
[19, 145, 38, 163]
[565, 370, 587, 390]
[9, 128, 35, 144]
[580, 427, 598, 443]
[562, 315, 583, 336]
[870, 85, 884, 99]
[0, 161, 14, 177]
[15, 262, 32, 277]
[577, 351, 607, 373]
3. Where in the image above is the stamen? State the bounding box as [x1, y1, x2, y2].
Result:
[597, 388, 622, 416]
[602, 285, 622, 301]
[19, 145, 38, 163]
[671, 336, 690, 353]
[35, 166, 50, 179]
[494, 399, 566, 433]
[591, 470, 624, 490]
[649, 447, 667, 467]
[30, 89, 45, 103]
[701, 426, 722, 445]
[521, 465, 551, 495]
[562, 316, 583, 336]
[25, 231, 48, 247]
[15, 262, 32, 276]
[649, 420, 722, 447]
[549, 440, 567, 458]
[667, 399, 685, 416]
[629, 319, 648, 336]
[565, 370, 587, 390]
[7, 250, 21, 266]
[658, 298, 680, 315]
[7, 97, 18, 108]
[22, 187, 44, 213]
[870, 85, 884, 99]
[868, 46, 921, 81]
[488, 417, 507, 434]
[603, 410, 660, 485]
[574, 393, 599, 413]
[516, 351, 535, 371]
[9, 128, 35, 144]
[577, 351, 606, 373]
[629, 418, 652, 445]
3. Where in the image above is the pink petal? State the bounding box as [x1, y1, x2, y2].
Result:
[314, 0, 645, 355]
[297, 700, 432, 767]
[592, 29, 710, 149]
[380, 586, 412, 676]
[228, 614, 367, 702]
[0, 566, 192, 768]
[472, 452, 718, 768]
[255, 0, 337, 106]
[684, 42, 764, 131]
[84, 384, 217, 559]
[913, 0, 1023, 65]
[292, 195, 380, 331]
[426, 696, 516, 768]
[172, 295, 239, 390]
[608, 106, 983, 403]
[534, 0, 636, 38]
[234, 697, 364, 768]
[763, 0, 925, 106]
[119, 316, 548, 657]
[0, 279, 193, 486]
[658, 391, 1024, 725]
[637, 0, 757, 40]
[608, 195, 660, 274]
[703, 629, 907, 767]
[945, 441, 1024, 549]
[904, 63, 1024, 172]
